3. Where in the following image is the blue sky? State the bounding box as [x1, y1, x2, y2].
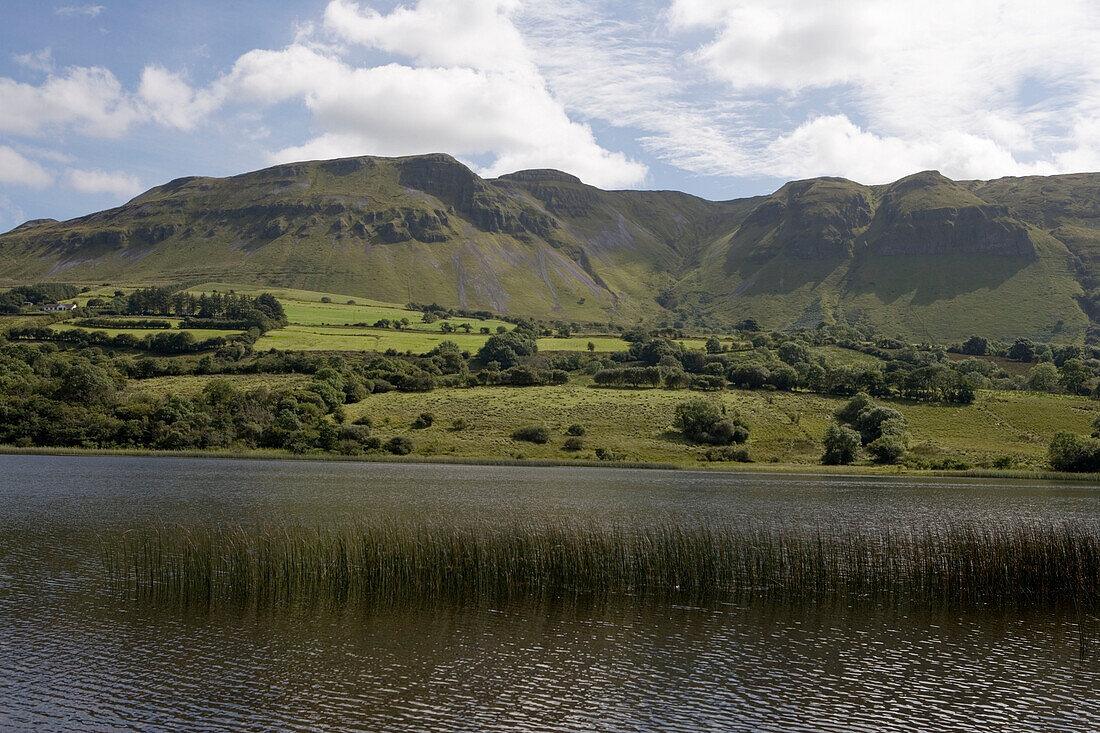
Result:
[2, 0, 1100, 228]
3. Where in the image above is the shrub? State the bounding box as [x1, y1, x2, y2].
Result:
[1049, 431, 1100, 472]
[674, 398, 749, 445]
[822, 424, 861, 465]
[352, 415, 374, 428]
[338, 424, 372, 443]
[512, 425, 550, 444]
[595, 447, 625, 461]
[336, 439, 363, 456]
[835, 392, 874, 425]
[854, 406, 906, 444]
[702, 446, 751, 462]
[563, 437, 584, 451]
[566, 424, 585, 436]
[451, 418, 469, 431]
[1027, 363, 1059, 392]
[385, 436, 413, 455]
[867, 419, 911, 464]
[411, 412, 435, 429]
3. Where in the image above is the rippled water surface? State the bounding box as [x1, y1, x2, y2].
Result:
[1, 455, 1098, 731]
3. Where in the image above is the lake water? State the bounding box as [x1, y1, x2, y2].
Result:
[0, 454, 1098, 731]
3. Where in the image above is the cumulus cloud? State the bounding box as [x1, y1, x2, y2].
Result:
[138, 66, 221, 130]
[62, 168, 143, 197]
[0, 66, 138, 137]
[221, 0, 647, 188]
[0, 146, 54, 189]
[665, 0, 1100, 181]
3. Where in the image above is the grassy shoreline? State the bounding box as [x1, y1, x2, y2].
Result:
[4, 443, 1100, 482]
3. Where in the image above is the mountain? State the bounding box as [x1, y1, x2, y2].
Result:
[1, 153, 1097, 341]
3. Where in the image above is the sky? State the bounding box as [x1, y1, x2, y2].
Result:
[2, 0, 1100, 228]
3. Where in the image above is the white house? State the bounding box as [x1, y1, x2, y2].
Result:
[41, 303, 77, 312]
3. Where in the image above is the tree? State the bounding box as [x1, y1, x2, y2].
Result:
[1059, 358, 1092, 395]
[587, 341, 595, 352]
[728, 362, 770, 389]
[854, 406, 906, 444]
[1027, 363, 1059, 392]
[835, 393, 874, 425]
[1049, 431, 1100, 472]
[822, 424, 860, 465]
[674, 398, 749, 445]
[1007, 338, 1036, 362]
[777, 341, 811, 366]
[867, 419, 910, 464]
[705, 336, 723, 354]
[960, 336, 989, 356]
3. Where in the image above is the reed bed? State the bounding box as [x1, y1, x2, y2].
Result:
[102, 519, 1100, 611]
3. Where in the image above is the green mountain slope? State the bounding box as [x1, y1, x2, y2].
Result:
[2, 153, 1097, 341]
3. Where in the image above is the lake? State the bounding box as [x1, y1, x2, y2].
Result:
[0, 455, 1097, 731]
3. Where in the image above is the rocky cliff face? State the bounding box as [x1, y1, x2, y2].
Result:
[0, 154, 1096, 340]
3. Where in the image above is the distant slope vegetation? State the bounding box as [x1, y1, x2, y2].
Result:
[1, 153, 1098, 341]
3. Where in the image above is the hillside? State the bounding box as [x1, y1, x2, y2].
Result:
[1, 154, 1098, 341]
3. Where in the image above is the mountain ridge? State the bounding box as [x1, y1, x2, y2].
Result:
[2, 153, 1098, 341]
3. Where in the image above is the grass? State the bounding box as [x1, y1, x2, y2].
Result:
[254, 325, 629, 353]
[188, 282, 513, 332]
[103, 518, 1100, 611]
[351, 384, 1097, 467]
[129, 373, 312, 397]
[49, 323, 245, 339]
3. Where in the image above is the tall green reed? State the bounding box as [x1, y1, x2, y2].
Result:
[102, 518, 1100, 612]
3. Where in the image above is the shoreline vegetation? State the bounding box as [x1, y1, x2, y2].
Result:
[3, 281, 1100, 474]
[6, 444, 1100, 483]
[105, 518, 1100, 611]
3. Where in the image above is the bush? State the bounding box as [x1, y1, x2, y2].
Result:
[595, 448, 625, 461]
[702, 446, 751, 462]
[1049, 431, 1100, 472]
[385, 436, 413, 455]
[674, 398, 749, 445]
[451, 418, 469, 431]
[854, 406, 905, 444]
[352, 415, 373, 428]
[835, 392, 874, 425]
[822, 424, 861, 465]
[867, 419, 910, 463]
[338, 424, 371, 443]
[512, 425, 550, 444]
[411, 412, 435, 429]
[563, 437, 584, 451]
[566, 424, 585, 436]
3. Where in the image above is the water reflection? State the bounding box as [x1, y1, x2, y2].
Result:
[0, 455, 1097, 731]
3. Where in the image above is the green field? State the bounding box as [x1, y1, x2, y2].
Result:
[188, 282, 513, 332]
[346, 385, 1096, 468]
[49, 323, 245, 339]
[254, 325, 631, 353]
[131, 373, 312, 397]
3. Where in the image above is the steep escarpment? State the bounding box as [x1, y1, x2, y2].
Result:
[1, 154, 1097, 341]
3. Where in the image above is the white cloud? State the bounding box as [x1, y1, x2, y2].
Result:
[324, 0, 529, 73]
[663, 0, 1100, 181]
[55, 5, 104, 18]
[220, 0, 647, 188]
[0, 66, 138, 137]
[13, 48, 54, 74]
[0, 146, 53, 189]
[138, 66, 221, 130]
[63, 168, 143, 197]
